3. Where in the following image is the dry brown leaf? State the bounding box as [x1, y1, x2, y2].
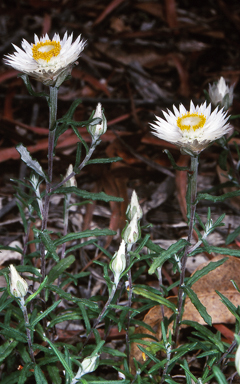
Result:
[131, 255, 240, 369]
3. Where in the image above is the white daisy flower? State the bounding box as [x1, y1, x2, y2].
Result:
[4, 32, 86, 87]
[150, 101, 231, 155]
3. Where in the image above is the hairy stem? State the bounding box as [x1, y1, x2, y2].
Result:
[126, 243, 133, 365]
[82, 284, 117, 348]
[175, 155, 199, 344]
[40, 86, 58, 281]
[20, 297, 35, 363]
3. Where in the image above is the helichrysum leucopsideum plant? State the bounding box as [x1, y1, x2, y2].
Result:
[1, 32, 240, 383]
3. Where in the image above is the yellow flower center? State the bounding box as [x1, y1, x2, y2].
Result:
[32, 40, 61, 63]
[177, 112, 206, 131]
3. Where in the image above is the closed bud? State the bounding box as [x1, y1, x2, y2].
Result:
[9, 264, 28, 298]
[236, 343, 240, 376]
[64, 164, 77, 188]
[79, 354, 99, 377]
[110, 240, 126, 286]
[122, 213, 140, 245]
[89, 103, 107, 138]
[126, 190, 142, 221]
[208, 77, 234, 110]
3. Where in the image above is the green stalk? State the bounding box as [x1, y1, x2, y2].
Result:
[40, 86, 58, 281]
[175, 154, 199, 344]
[126, 243, 133, 365]
[20, 297, 35, 363]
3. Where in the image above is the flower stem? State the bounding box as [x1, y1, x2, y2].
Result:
[82, 284, 117, 348]
[126, 243, 133, 365]
[175, 155, 199, 344]
[19, 297, 35, 363]
[40, 86, 58, 282]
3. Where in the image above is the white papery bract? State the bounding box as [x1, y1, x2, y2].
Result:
[89, 103, 107, 139]
[4, 32, 86, 86]
[150, 101, 231, 155]
[208, 77, 234, 110]
[126, 190, 143, 221]
[9, 264, 28, 298]
[110, 239, 126, 286]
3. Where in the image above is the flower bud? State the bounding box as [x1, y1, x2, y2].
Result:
[110, 240, 126, 285]
[208, 76, 234, 110]
[64, 164, 77, 188]
[79, 354, 99, 378]
[126, 190, 143, 221]
[122, 213, 140, 245]
[89, 103, 107, 138]
[236, 343, 240, 376]
[9, 264, 28, 298]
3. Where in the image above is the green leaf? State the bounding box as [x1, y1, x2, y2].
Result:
[196, 190, 240, 204]
[226, 225, 240, 245]
[34, 229, 59, 261]
[186, 258, 227, 287]
[54, 228, 116, 247]
[47, 365, 62, 384]
[0, 323, 27, 342]
[19, 74, 49, 102]
[163, 149, 189, 171]
[0, 340, 18, 363]
[182, 321, 224, 352]
[25, 276, 48, 304]
[132, 286, 177, 312]
[30, 300, 61, 327]
[216, 290, 240, 323]
[212, 365, 228, 384]
[16, 144, 46, 179]
[86, 157, 122, 165]
[34, 365, 48, 384]
[43, 336, 74, 379]
[47, 312, 82, 328]
[15, 201, 28, 233]
[183, 286, 212, 326]
[148, 239, 189, 274]
[52, 187, 123, 202]
[47, 255, 75, 284]
[1, 371, 20, 384]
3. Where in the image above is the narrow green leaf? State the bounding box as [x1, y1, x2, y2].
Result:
[0, 340, 18, 363]
[54, 228, 116, 247]
[16, 144, 46, 179]
[186, 258, 227, 287]
[36, 230, 59, 261]
[226, 225, 240, 245]
[183, 286, 212, 326]
[196, 190, 240, 204]
[30, 300, 61, 327]
[43, 336, 74, 379]
[19, 74, 49, 102]
[182, 320, 224, 352]
[132, 286, 177, 312]
[0, 323, 27, 342]
[47, 365, 62, 384]
[78, 302, 91, 334]
[16, 201, 28, 233]
[25, 276, 48, 304]
[163, 149, 189, 171]
[34, 365, 48, 384]
[87, 157, 122, 165]
[212, 365, 228, 384]
[149, 239, 189, 274]
[216, 290, 240, 323]
[52, 187, 123, 202]
[47, 255, 75, 284]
